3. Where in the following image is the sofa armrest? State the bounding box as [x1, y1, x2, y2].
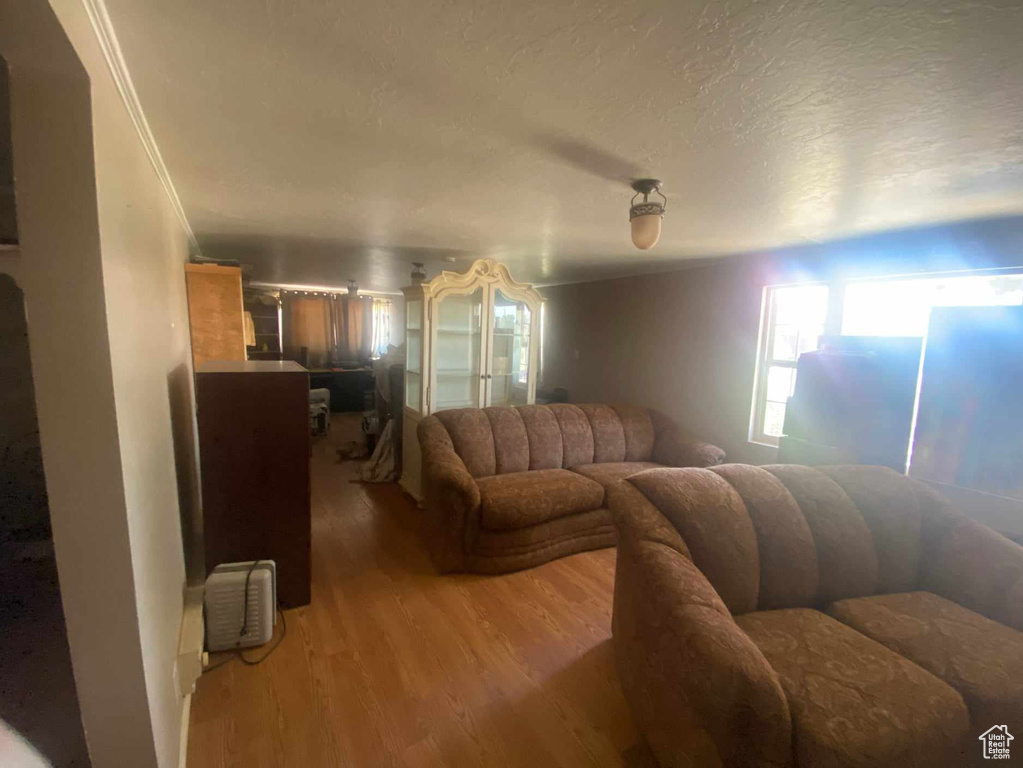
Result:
[418, 416, 481, 573]
[613, 536, 792, 767]
[610, 479, 791, 767]
[649, 410, 726, 468]
[916, 482, 1023, 632]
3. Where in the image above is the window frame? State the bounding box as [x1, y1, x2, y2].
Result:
[750, 282, 832, 447]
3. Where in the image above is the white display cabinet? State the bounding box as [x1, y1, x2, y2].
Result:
[400, 258, 543, 501]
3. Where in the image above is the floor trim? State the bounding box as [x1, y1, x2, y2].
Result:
[178, 692, 191, 768]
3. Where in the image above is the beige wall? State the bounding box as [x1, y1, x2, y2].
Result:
[541, 216, 1023, 466]
[1, 2, 197, 766]
[0, 59, 16, 243]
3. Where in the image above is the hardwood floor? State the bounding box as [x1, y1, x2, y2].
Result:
[187, 415, 653, 767]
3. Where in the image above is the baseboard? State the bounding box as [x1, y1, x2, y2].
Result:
[398, 474, 423, 506]
[178, 692, 192, 768]
[176, 586, 203, 768]
[177, 585, 205, 696]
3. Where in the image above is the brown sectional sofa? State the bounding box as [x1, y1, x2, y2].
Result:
[611, 464, 1023, 768]
[417, 403, 724, 573]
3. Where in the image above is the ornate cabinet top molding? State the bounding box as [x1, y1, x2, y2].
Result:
[420, 258, 543, 304]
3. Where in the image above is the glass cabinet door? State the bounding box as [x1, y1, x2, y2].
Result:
[433, 288, 484, 411]
[405, 298, 423, 411]
[488, 289, 532, 407]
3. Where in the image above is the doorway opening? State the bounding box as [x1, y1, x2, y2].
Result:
[0, 54, 90, 767]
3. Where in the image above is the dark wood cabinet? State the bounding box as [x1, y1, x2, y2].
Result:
[197, 360, 311, 607]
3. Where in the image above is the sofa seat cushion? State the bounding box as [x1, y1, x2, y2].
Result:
[828, 591, 1023, 729]
[570, 462, 663, 502]
[736, 608, 969, 768]
[476, 469, 605, 532]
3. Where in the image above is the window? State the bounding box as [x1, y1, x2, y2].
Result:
[751, 284, 829, 445]
[842, 273, 1023, 337]
[371, 298, 392, 357]
[750, 269, 1023, 447]
[538, 300, 546, 384]
[516, 309, 531, 384]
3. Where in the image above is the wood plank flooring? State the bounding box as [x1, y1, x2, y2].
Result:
[187, 416, 654, 767]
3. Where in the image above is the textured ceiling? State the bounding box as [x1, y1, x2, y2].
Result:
[105, 0, 1023, 291]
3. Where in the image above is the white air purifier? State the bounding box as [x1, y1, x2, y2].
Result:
[204, 561, 277, 652]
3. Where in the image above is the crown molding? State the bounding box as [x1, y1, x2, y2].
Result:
[80, 0, 201, 256]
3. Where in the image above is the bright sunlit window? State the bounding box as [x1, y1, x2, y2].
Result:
[751, 284, 829, 444]
[842, 273, 1023, 336]
[517, 310, 531, 384]
[750, 269, 1023, 447]
[538, 301, 546, 385]
[492, 301, 531, 386]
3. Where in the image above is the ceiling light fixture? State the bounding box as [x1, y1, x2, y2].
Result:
[629, 179, 667, 250]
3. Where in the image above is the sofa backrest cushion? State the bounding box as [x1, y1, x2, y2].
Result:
[484, 407, 530, 475]
[549, 404, 595, 467]
[629, 468, 761, 614]
[709, 464, 819, 610]
[434, 409, 497, 478]
[620, 464, 923, 612]
[608, 479, 692, 559]
[433, 403, 660, 478]
[577, 404, 627, 464]
[762, 465, 879, 605]
[614, 405, 657, 462]
[517, 404, 564, 470]
[816, 465, 921, 594]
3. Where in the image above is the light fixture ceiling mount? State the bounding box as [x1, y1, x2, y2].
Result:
[629, 178, 666, 250]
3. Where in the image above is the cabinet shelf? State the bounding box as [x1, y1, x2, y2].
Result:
[436, 399, 475, 410]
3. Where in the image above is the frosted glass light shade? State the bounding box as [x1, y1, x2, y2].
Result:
[631, 212, 662, 250]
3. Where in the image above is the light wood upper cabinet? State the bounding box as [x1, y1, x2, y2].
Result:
[400, 258, 542, 500]
[184, 263, 246, 370]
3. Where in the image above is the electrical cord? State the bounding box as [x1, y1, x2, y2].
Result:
[239, 560, 260, 638]
[238, 609, 287, 665]
[203, 609, 287, 673]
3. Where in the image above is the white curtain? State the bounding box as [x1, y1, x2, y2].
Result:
[371, 299, 392, 357]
